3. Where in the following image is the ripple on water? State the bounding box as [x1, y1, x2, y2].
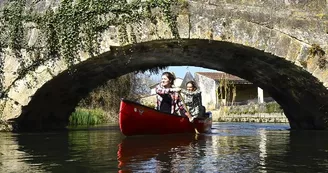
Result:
[2, 123, 328, 172]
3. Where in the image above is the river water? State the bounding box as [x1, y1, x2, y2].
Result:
[1, 122, 328, 173]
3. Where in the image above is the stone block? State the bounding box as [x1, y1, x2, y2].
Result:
[1, 99, 22, 120]
[232, 20, 256, 47]
[154, 17, 173, 40]
[7, 65, 53, 105]
[312, 68, 328, 86]
[211, 18, 230, 41]
[2, 50, 20, 90]
[177, 14, 190, 39]
[0, 99, 5, 117]
[306, 55, 319, 73]
[295, 44, 310, 68]
[189, 4, 214, 40]
[247, 26, 268, 51]
[324, 82, 328, 88]
[27, 28, 40, 47]
[45, 58, 68, 77]
[99, 26, 120, 52]
[286, 39, 302, 62]
[273, 34, 292, 58]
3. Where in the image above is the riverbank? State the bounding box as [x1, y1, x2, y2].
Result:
[210, 102, 288, 123]
[0, 103, 288, 132]
[211, 110, 288, 123]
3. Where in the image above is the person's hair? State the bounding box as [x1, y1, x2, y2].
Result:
[186, 81, 198, 90]
[162, 72, 175, 85]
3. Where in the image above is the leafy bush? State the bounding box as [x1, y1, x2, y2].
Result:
[69, 108, 107, 126]
[265, 102, 283, 113]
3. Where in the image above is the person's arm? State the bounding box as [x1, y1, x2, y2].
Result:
[181, 89, 202, 96]
[176, 96, 187, 114]
[176, 94, 195, 119]
[155, 85, 171, 95]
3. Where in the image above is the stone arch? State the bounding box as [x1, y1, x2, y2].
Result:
[1, 0, 328, 131]
[5, 39, 328, 131]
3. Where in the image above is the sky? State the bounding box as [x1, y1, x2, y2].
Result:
[151, 66, 217, 80]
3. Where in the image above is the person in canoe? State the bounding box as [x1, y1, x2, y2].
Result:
[155, 72, 194, 122]
[180, 81, 206, 122]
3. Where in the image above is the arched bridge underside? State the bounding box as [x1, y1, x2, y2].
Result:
[11, 40, 328, 131]
[0, 0, 328, 131]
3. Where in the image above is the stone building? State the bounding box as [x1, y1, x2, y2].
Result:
[195, 72, 271, 110]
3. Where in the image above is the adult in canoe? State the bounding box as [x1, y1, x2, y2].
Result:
[155, 72, 194, 122]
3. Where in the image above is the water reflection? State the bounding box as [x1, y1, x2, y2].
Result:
[258, 129, 267, 173]
[3, 125, 124, 173]
[265, 130, 328, 173]
[0, 132, 46, 173]
[117, 134, 205, 172]
[117, 125, 275, 173]
[1, 123, 328, 173]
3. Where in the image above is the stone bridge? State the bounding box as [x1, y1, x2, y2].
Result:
[0, 0, 328, 131]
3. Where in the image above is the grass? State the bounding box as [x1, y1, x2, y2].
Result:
[69, 108, 107, 126]
[265, 102, 284, 114]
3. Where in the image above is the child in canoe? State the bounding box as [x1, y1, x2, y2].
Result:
[180, 81, 205, 122]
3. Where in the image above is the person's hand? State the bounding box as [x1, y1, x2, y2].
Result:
[171, 88, 181, 92]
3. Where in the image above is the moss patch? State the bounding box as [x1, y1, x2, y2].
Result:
[308, 44, 326, 69]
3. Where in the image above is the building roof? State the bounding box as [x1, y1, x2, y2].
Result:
[180, 71, 196, 89]
[196, 72, 251, 84]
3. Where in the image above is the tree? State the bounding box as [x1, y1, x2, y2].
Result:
[78, 67, 165, 113]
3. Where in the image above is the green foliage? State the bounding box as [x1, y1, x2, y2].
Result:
[1, 0, 26, 81]
[69, 107, 107, 126]
[0, 0, 183, 65]
[2, 0, 25, 51]
[217, 77, 236, 105]
[78, 74, 133, 113]
[265, 102, 283, 114]
[299, 60, 307, 68]
[0, 0, 183, 120]
[0, 0, 182, 98]
[309, 44, 325, 57]
[76, 70, 159, 121]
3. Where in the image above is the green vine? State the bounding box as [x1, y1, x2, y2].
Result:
[0, 52, 3, 98]
[2, 0, 25, 51]
[0, 0, 26, 100]
[0, 0, 185, 100]
[0, 11, 4, 52]
[159, 0, 180, 38]
[0, 0, 183, 64]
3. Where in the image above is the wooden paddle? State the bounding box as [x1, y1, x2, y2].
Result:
[178, 92, 200, 134]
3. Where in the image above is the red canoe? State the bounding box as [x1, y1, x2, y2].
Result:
[119, 99, 212, 136]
